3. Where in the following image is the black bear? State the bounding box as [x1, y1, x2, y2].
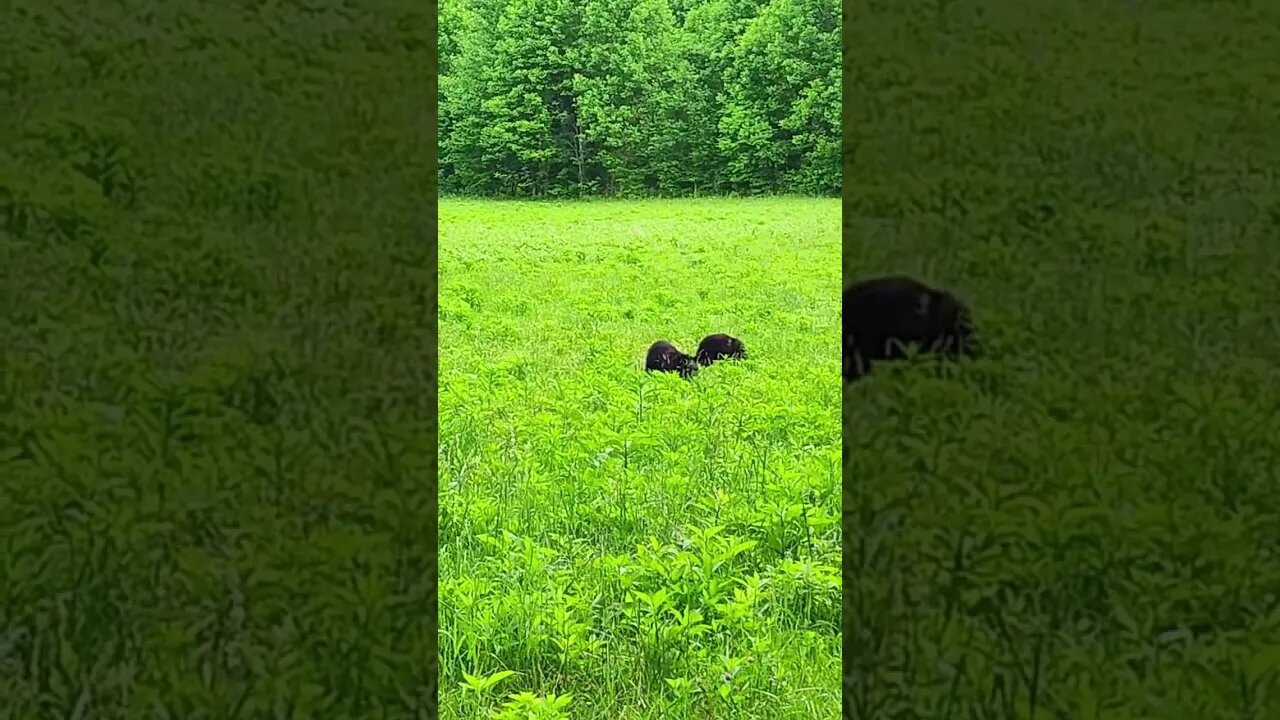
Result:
[695, 333, 746, 366]
[843, 275, 978, 381]
[645, 340, 698, 379]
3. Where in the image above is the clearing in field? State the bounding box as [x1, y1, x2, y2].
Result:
[438, 198, 841, 719]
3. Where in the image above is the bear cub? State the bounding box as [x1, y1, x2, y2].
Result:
[843, 275, 978, 381]
[645, 340, 698, 379]
[695, 333, 746, 366]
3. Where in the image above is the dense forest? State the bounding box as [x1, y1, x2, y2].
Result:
[439, 0, 841, 197]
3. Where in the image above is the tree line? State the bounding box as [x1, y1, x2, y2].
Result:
[439, 0, 841, 198]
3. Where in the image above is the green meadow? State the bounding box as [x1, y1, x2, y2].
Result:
[3, 2, 436, 715]
[845, 1, 1280, 716]
[438, 198, 842, 719]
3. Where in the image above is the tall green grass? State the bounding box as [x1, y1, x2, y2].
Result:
[845, 1, 1280, 716]
[439, 198, 842, 719]
[3, 1, 437, 716]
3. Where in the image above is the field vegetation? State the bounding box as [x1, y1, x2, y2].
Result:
[3, 2, 437, 716]
[844, 2, 1280, 717]
[439, 197, 841, 719]
[437, 0, 842, 714]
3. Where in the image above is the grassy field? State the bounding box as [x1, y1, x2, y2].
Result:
[2, 2, 438, 716]
[438, 198, 841, 719]
[844, 2, 1280, 717]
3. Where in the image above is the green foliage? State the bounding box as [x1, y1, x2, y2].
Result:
[439, 0, 840, 197]
[719, 0, 840, 194]
[2, 0, 436, 716]
[439, 198, 841, 718]
[845, 1, 1280, 717]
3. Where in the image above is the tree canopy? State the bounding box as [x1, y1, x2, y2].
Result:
[439, 0, 841, 197]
